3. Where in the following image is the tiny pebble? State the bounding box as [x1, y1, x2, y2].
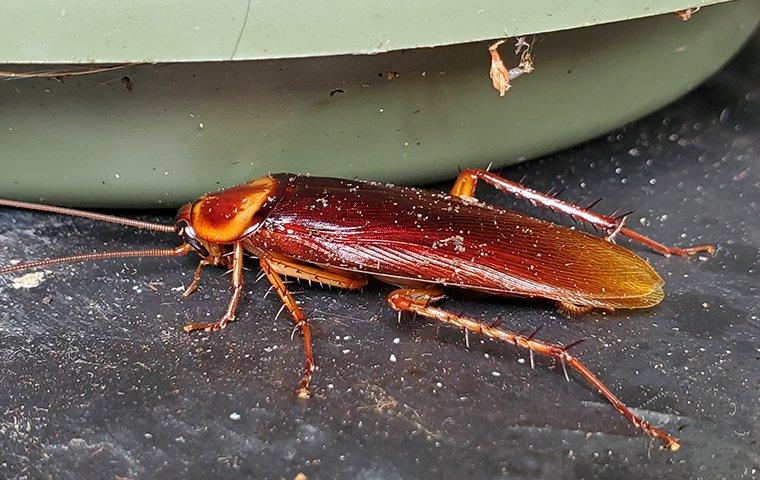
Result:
[389, 354, 397, 362]
[517, 358, 525, 364]
[229, 412, 241, 421]
[393, 337, 400, 344]
[491, 371, 501, 377]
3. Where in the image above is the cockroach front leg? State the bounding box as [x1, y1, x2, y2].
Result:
[183, 242, 244, 333]
[451, 168, 715, 257]
[182, 259, 211, 298]
[182, 254, 235, 298]
[386, 287, 681, 451]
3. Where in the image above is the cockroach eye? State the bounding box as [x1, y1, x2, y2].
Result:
[175, 221, 209, 257]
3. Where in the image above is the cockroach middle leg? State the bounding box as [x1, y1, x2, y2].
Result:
[259, 256, 315, 399]
[450, 168, 715, 257]
[257, 254, 368, 398]
[386, 287, 681, 451]
[264, 253, 368, 290]
[183, 243, 244, 333]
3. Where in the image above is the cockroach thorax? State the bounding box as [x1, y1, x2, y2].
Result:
[175, 175, 284, 245]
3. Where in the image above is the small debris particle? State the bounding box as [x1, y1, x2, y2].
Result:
[229, 412, 241, 421]
[491, 371, 501, 377]
[488, 39, 510, 96]
[329, 89, 345, 97]
[121, 76, 133, 91]
[393, 337, 400, 344]
[517, 358, 525, 364]
[675, 6, 699, 21]
[12, 272, 45, 289]
[295, 474, 308, 480]
[431, 235, 466, 253]
[389, 354, 397, 363]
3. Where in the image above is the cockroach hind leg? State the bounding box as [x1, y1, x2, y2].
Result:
[557, 302, 594, 317]
[386, 287, 681, 451]
[450, 169, 714, 259]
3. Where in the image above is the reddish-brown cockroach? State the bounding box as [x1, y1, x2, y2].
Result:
[0, 170, 715, 451]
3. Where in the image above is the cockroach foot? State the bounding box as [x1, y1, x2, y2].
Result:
[182, 315, 234, 333]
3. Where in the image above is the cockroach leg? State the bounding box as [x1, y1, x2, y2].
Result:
[183, 243, 244, 333]
[450, 169, 715, 257]
[263, 253, 368, 290]
[182, 259, 211, 298]
[386, 287, 681, 451]
[260, 256, 315, 399]
[256, 254, 368, 398]
[557, 302, 595, 316]
[605, 216, 626, 243]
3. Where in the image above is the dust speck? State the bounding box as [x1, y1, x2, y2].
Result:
[12, 272, 45, 289]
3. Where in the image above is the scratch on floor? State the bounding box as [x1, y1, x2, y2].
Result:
[231, 0, 253, 60]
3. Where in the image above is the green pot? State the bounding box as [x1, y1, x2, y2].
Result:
[0, 0, 757, 206]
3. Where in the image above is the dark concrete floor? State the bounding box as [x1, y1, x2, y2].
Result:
[1, 35, 758, 480]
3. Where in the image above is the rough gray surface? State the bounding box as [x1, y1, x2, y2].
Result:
[0, 37, 758, 480]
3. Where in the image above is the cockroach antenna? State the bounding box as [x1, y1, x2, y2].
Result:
[0, 245, 191, 276]
[0, 199, 187, 276]
[0, 199, 176, 233]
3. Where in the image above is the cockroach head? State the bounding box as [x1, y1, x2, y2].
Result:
[174, 213, 210, 257]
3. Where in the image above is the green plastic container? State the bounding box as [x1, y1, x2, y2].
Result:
[0, 0, 757, 206]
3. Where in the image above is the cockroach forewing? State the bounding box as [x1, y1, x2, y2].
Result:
[256, 177, 663, 310]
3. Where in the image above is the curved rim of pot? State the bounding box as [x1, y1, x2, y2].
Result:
[0, 0, 736, 64]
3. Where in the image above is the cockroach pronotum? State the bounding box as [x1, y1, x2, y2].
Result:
[0, 170, 715, 451]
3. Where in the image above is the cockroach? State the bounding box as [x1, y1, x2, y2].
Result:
[0, 170, 715, 451]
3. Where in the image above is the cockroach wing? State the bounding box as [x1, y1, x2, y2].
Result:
[261, 176, 663, 309]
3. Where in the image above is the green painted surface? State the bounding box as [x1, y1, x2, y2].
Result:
[0, 1, 757, 206]
[0, 0, 734, 62]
